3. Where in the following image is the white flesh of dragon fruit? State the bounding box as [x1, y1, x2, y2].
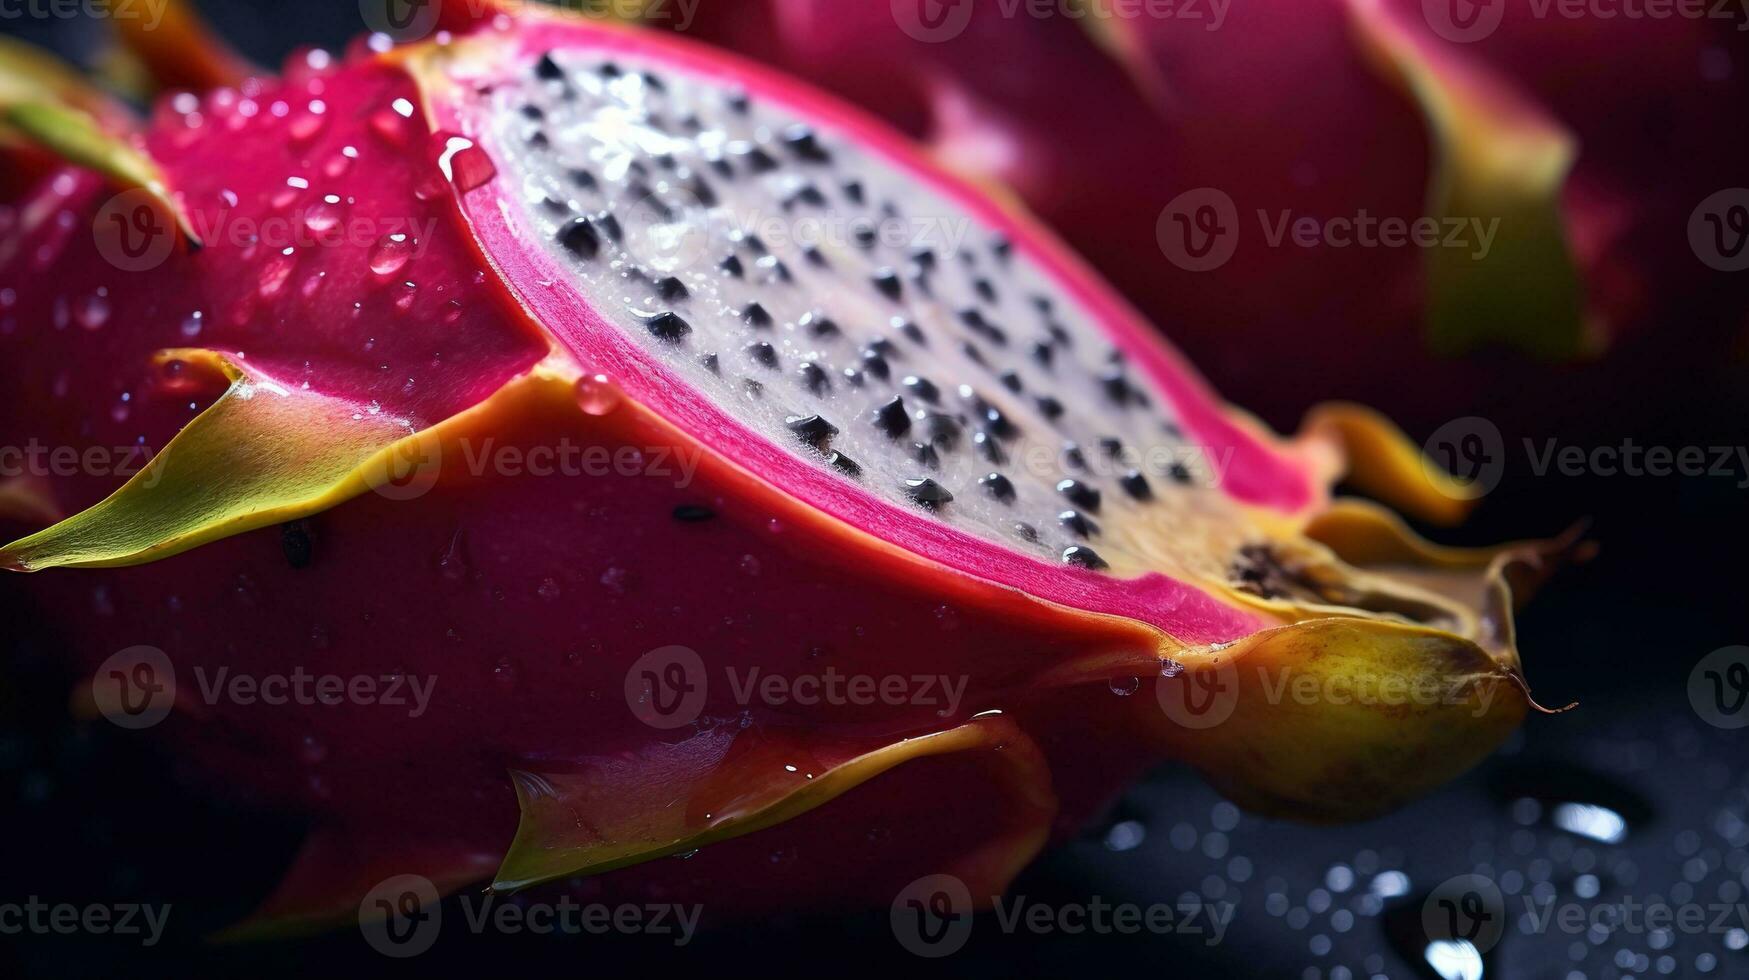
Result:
[477, 49, 1234, 573]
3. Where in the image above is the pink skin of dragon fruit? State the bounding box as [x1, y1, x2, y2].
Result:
[0, 8, 1577, 934]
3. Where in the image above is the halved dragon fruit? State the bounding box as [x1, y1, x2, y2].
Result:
[0, 5, 1576, 932]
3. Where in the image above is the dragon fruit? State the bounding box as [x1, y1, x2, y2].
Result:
[0, 4, 1576, 933]
[647, 0, 1749, 433]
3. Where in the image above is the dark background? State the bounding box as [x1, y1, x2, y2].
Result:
[3, 2, 1746, 978]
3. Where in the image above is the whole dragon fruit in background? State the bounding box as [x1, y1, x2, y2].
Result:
[646, 0, 1749, 432]
[0, 2, 1578, 934]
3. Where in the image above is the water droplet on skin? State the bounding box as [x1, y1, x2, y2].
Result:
[299, 735, 328, 764]
[289, 109, 327, 144]
[600, 567, 628, 595]
[74, 291, 109, 330]
[369, 234, 414, 277]
[575, 373, 622, 415]
[302, 201, 341, 235]
[259, 249, 297, 299]
[493, 657, 519, 691]
[1109, 676, 1141, 696]
[934, 605, 960, 631]
[180, 311, 204, 338]
[739, 555, 761, 577]
[537, 577, 561, 600]
[323, 147, 358, 178]
[370, 108, 411, 146]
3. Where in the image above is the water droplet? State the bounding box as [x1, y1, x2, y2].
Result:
[600, 567, 628, 595]
[74, 291, 109, 330]
[1108, 676, 1141, 696]
[259, 249, 297, 299]
[574, 373, 622, 415]
[299, 735, 328, 764]
[302, 201, 341, 235]
[738, 555, 761, 577]
[180, 311, 204, 338]
[537, 577, 561, 600]
[369, 234, 413, 277]
[434, 133, 496, 193]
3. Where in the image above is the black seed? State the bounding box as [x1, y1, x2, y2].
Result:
[1120, 470, 1153, 501]
[655, 276, 688, 301]
[743, 378, 764, 396]
[640, 69, 664, 90]
[783, 124, 831, 163]
[1169, 462, 1194, 484]
[957, 249, 977, 267]
[872, 268, 902, 301]
[1032, 294, 1054, 313]
[673, 504, 715, 522]
[689, 175, 718, 207]
[827, 451, 862, 477]
[991, 236, 1012, 263]
[972, 430, 1007, 464]
[866, 337, 898, 358]
[799, 361, 831, 394]
[842, 366, 866, 387]
[720, 254, 745, 278]
[1013, 522, 1040, 543]
[897, 320, 926, 346]
[709, 155, 734, 178]
[904, 478, 953, 510]
[784, 183, 828, 209]
[1031, 340, 1054, 368]
[525, 130, 550, 149]
[569, 168, 597, 191]
[1046, 322, 1071, 346]
[540, 195, 570, 215]
[644, 311, 691, 342]
[1162, 420, 1184, 438]
[735, 231, 767, 254]
[741, 301, 772, 327]
[598, 61, 622, 78]
[998, 369, 1023, 393]
[958, 308, 1006, 345]
[786, 414, 839, 450]
[535, 53, 563, 80]
[901, 375, 940, 404]
[745, 341, 779, 369]
[627, 182, 675, 222]
[1062, 546, 1108, 570]
[860, 349, 891, 381]
[1058, 509, 1100, 538]
[911, 247, 937, 270]
[973, 278, 996, 303]
[842, 180, 865, 204]
[1062, 442, 1087, 469]
[679, 113, 703, 132]
[799, 311, 839, 337]
[1035, 396, 1064, 421]
[281, 520, 313, 569]
[521, 104, 545, 120]
[872, 396, 911, 438]
[803, 245, 829, 268]
[756, 255, 793, 283]
[1099, 437, 1125, 459]
[911, 442, 940, 469]
[700, 352, 719, 374]
[1057, 479, 1102, 512]
[628, 161, 651, 179]
[597, 212, 622, 242]
[653, 152, 677, 170]
[979, 472, 1016, 504]
[922, 413, 962, 450]
[557, 217, 601, 259]
[852, 222, 878, 249]
[983, 405, 1020, 440]
[961, 341, 987, 366]
[743, 146, 779, 173]
[726, 90, 750, 114]
[1100, 370, 1134, 404]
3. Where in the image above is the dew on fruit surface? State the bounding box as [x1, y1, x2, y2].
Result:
[369, 234, 414, 278]
[492, 657, 519, 691]
[180, 311, 204, 339]
[600, 567, 628, 595]
[302, 201, 342, 235]
[323, 146, 358, 178]
[574, 373, 622, 415]
[299, 735, 328, 765]
[289, 106, 327, 145]
[934, 604, 959, 631]
[258, 248, 298, 299]
[73, 290, 109, 331]
[435, 133, 497, 193]
[738, 554, 761, 577]
[438, 528, 470, 582]
[537, 577, 561, 600]
[1108, 676, 1141, 696]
